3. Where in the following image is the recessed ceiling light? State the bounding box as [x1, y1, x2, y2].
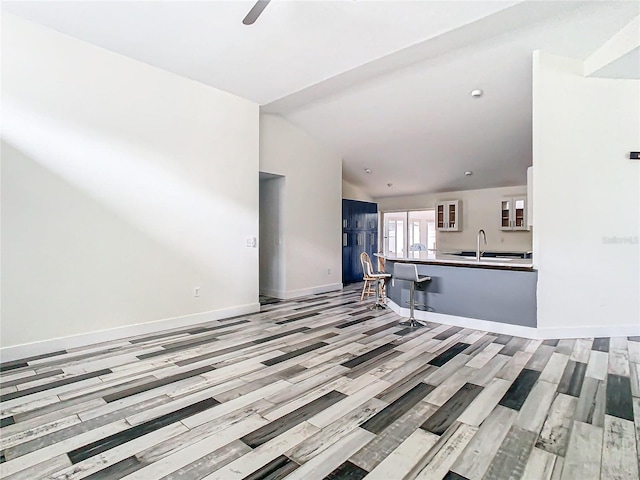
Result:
[364, 168, 372, 174]
[464, 171, 473, 176]
[470, 89, 483, 98]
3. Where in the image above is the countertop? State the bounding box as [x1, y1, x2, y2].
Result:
[377, 251, 534, 271]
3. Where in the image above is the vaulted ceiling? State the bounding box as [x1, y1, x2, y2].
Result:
[3, 1, 639, 197]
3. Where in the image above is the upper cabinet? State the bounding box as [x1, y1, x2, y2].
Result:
[436, 200, 461, 231]
[342, 199, 376, 231]
[501, 196, 528, 231]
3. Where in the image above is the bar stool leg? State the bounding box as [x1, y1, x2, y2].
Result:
[370, 278, 386, 310]
[400, 280, 427, 328]
[409, 281, 415, 320]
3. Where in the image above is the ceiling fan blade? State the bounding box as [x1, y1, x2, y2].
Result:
[242, 0, 271, 25]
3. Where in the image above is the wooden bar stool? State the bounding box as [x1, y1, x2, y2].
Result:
[361, 252, 391, 310]
[359, 252, 377, 301]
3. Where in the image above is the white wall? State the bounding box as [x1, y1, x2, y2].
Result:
[1, 14, 260, 350]
[342, 179, 373, 202]
[377, 186, 533, 252]
[259, 176, 285, 296]
[260, 114, 342, 298]
[533, 50, 639, 333]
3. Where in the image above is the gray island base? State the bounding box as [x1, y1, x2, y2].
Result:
[383, 258, 537, 329]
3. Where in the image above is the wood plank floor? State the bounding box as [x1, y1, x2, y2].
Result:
[1, 285, 639, 479]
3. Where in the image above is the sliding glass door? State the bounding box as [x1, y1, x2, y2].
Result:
[383, 210, 435, 255]
[383, 212, 406, 256]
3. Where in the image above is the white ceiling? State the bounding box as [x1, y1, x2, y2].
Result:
[3, 0, 639, 198]
[592, 47, 640, 79]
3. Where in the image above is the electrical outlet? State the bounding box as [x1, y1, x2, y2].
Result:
[194, 287, 200, 297]
[327, 268, 331, 275]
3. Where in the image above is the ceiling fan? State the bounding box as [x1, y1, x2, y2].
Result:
[243, 0, 271, 25]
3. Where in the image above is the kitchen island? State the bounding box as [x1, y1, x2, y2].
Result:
[379, 251, 537, 331]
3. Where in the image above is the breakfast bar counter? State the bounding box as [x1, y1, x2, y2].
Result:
[379, 251, 534, 271]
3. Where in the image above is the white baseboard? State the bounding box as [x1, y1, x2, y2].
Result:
[283, 283, 343, 299]
[5, 295, 635, 363]
[261, 283, 343, 300]
[536, 324, 640, 340]
[0, 303, 260, 363]
[386, 300, 539, 339]
[259, 287, 284, 298]
[386, 299, 640, 340]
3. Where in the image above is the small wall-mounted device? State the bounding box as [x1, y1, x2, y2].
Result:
[630, 152, 640, 160]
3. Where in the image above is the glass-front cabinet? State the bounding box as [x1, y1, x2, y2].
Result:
[501, 196, 528, 231]
[435, 200, 461, 231]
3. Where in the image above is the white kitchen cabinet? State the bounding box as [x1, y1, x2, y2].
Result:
[436, 200, 461, 231]
[500, 196, 528, 230]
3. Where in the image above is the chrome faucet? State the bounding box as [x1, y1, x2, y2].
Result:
[476, 229, 487, 261]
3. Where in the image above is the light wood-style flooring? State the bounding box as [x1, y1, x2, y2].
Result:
[1, 285, 639, 479]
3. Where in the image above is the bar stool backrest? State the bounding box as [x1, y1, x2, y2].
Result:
[360, 252, 375, 279]
[393, 263, 420, 282]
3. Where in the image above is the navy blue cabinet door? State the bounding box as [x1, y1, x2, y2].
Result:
[342, 199, 351, 229]
[342, 199, 378, 284]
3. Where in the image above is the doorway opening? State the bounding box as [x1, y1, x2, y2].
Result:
[259, 172, 285, 302]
